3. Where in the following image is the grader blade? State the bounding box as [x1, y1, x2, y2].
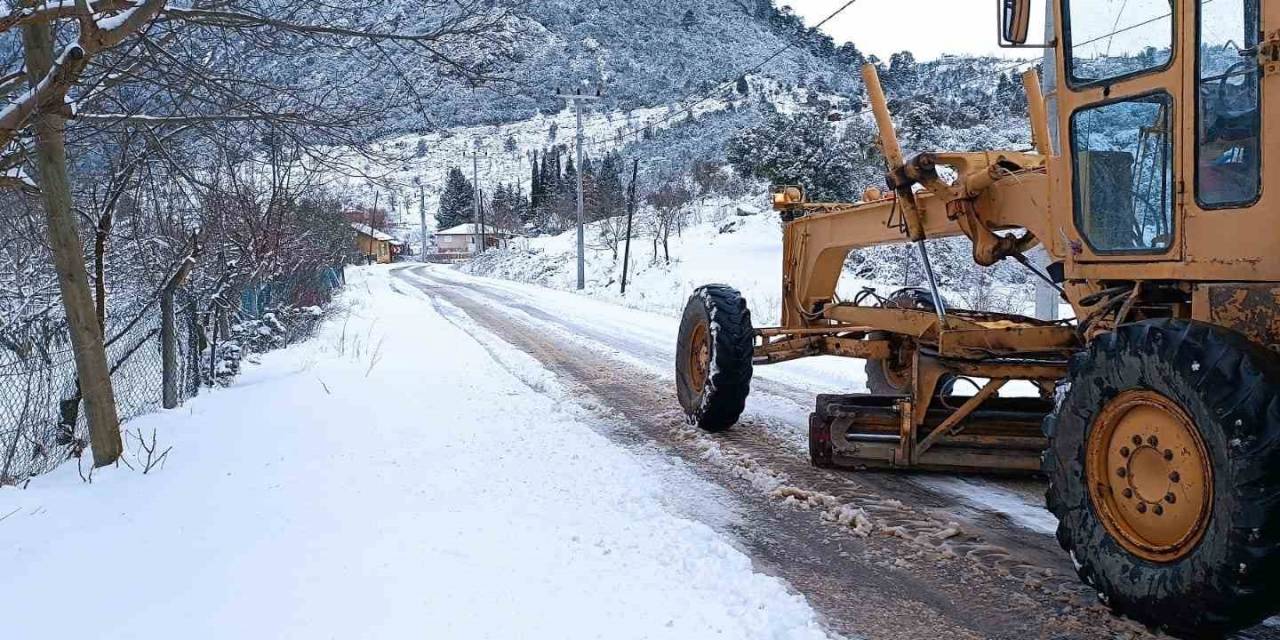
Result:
[809, 394, 1052, 474]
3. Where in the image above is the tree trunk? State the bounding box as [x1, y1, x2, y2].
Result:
[22, 22, 122, 467]
[94, 212, 112, 332]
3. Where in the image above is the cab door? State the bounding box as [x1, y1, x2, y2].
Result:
[1052, 0, 1186, 274]
[1177, 0, 1276, 282]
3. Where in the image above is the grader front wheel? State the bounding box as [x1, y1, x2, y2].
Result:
[676, 285, 754, 432]
[1045, 320, 1280, 637]
[863, 287, 954, 395]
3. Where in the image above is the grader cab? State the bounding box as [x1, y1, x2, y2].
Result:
[676, 0, 1280, 636]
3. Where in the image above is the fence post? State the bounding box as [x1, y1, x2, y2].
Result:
[160, 289, 178, 409]
[187, 296, 202, 396]
[162, 236, 200, 409]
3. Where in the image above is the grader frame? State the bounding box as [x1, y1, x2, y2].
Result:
[756, 65, 1077, 473]
[750, 0, 1280, 474]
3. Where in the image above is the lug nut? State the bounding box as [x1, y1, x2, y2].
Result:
[1163, 449, 1174, 461]
[1165, 492, 1176, 504]
[1132, 435, 1144, 446]
[1137, 503, 1148, 513]
[1153, 504, 1164, 516]
[1120, 446, 1131, 458]
[1169, 471, 1181, 483]
[1122, 488, 1133, 499]
[1117, 467, 1128, 478]
[1148, 435, 1159, 447]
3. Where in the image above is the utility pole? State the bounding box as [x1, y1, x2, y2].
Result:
[417, 179, 427, 262]
[369, 190, 379, 265]
[478, 188, 487, 253]
[621, 159, 638, 296]
[471, 146, 480, 255]
[557, 87, 602, 290]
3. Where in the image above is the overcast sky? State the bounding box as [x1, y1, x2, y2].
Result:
[787, 0, 1048, 61]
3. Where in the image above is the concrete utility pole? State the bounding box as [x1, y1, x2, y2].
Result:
[417, 179, 427, 261]
[472, 145, 481, 254]
[557, 88, 602, 290]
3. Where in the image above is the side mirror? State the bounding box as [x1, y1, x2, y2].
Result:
[1000, 0, 1031, 46]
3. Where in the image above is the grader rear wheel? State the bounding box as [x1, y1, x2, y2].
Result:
[1045, 320, 1280, 638]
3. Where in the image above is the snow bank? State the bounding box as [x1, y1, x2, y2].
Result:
[0, 266, 830, 640]
[464, 199, 794, 324]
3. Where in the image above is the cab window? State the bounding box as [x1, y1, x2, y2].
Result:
[1066, 0, 1174, 86]
[1071, 94, 1175, 253]
[1196, 0, 1261, 208]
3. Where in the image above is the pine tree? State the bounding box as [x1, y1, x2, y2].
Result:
[681, 9, 697, 30]
[727, 111, 876, 202]
[592, 152, 625, 221]
[996, 72, 1028, 116]
[530, 150, 543, 210]
[514, 182, 532, 228]
[437, 167, 474, 231]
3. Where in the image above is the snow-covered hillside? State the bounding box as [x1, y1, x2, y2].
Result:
[462, 196, 1043, 326]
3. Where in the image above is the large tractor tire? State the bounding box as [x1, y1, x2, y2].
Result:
[1044, 319, 1280, 638]
[865, 288, 952, 395]
[676, 285, 754, 432]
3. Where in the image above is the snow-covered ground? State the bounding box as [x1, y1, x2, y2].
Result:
[466, 197, 792, 323]
[465, 198, 1052, 328]
[0, 267, 832, 640]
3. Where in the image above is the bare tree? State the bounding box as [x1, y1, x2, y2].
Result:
[644, 179, 692, 266]
[0, 0, 511, 466]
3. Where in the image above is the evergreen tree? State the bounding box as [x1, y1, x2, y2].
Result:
[996, 72, 1029, 116]
[437, 167, 474, 230]
[563, 155, 577, 200]
[727, 111, 877, 202]
[514, 182, 532, 228]
[529, 150, 543, 209]
[681, 9, 697, 30]
[591, 152, 626, 221]
[490, 183, 518, 231]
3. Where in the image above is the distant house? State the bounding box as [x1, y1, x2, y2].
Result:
[351, 223, 403, 264]
[432, 224, 515, 258]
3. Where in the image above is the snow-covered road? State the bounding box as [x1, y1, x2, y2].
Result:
[392, 264, 1280, 640]
[0, 267, 831, 640]
[401, 263, 1058, 536]
[7, 264, 1278, 640]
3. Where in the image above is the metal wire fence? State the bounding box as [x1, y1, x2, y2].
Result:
[0, 267, 341, 485]
[0, 300, 195, 484]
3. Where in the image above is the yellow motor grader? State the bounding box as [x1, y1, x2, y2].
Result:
[676, 0, 1280, 636]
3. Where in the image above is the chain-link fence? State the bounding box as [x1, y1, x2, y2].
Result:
[0, 266, 342, 485]
[0, 298, 193, 483]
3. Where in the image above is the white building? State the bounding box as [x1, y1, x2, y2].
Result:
[432, 224, 515, 256]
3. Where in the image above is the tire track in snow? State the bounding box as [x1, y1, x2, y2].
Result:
[395, 266, 1209, 640]
[405, 268, 1063, 554]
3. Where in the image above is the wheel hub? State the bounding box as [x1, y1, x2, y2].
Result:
[1086, 390, 1213, 562]
[688, 322, 710, 394]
